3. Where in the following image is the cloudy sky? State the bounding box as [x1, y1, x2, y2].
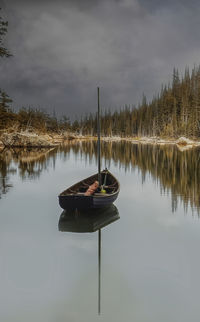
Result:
[0, 0, 200, 119]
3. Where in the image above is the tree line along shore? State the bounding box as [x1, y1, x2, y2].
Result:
[1, 65, 200, 147]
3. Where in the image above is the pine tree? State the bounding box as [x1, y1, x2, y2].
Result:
[0, 8, 11, 57]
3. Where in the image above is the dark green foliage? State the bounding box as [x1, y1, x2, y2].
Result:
[0, 90, 15, 128]
[0, 90, 12, 111]
[0, 8, 11, 57]
[0, 8, 13, 129]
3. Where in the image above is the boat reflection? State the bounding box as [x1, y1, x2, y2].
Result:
[58, 204, 120, 315]
[58, 204, 120, 233]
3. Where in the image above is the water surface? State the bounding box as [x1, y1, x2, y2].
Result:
[0, 142, 200, 322]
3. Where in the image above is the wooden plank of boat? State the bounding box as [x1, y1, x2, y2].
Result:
[58, 169, 120, 210]
[58, 204, 120, 232]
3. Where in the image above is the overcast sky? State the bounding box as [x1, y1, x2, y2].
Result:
[0, 0, 200, 119]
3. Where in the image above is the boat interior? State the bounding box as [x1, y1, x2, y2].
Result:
[61, 171, 119, 196]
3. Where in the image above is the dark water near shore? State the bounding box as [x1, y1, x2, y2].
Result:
[0, 141, 200, 322]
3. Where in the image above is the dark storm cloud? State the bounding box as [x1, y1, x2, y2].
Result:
[140, 0, 199, 11]
[0, 0, 200, 118]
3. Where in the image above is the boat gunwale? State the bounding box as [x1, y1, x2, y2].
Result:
[59, 170, 120, 198]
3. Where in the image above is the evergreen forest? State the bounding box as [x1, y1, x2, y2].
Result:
[75, 67, 200, 139]
[1, 66, 200, 139]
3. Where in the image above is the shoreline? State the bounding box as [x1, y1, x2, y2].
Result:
[101, 136, 200, 145]
[0, 131, 200, 149]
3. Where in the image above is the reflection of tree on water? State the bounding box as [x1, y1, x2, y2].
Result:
[1, 141, 200, 214]
[14, 147, 57, 180]
[0, 149, 15, 198]
[0, 147, 58, 197]
[60, 141, 200, 214]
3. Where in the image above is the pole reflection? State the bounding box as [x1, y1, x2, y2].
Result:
[58, 205, 120, 315]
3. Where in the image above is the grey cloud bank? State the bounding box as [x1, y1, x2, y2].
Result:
[0, 0, 200, 118]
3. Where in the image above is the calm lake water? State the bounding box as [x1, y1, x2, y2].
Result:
[0, 141, 200, 322]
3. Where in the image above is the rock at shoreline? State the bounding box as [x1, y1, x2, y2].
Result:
[1, 132, 55, 147]
[176, 137, 194, 146]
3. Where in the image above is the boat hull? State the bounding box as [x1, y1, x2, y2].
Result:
[58, 170, 120, 210]
[59, 191, 119, 210]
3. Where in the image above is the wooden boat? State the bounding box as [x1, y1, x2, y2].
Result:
[58, 87, 120, 210]
[58, 204, 120, 233]
[59, 169, 120, 210]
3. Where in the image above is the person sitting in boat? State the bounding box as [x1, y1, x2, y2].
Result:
[84, 181, 99, 196]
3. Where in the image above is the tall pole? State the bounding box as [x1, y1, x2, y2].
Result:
[97, 87, 101, 185]
[98, 229, 101, 315]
